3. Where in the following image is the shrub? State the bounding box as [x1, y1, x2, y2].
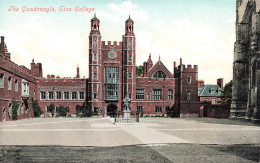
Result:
[32, 99, 42, 117]
[76, 102, 92, 118]
[56, 106, 68, 117]
[12, 99, 18, 120]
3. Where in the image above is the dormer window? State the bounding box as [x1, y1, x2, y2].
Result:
[209, 88, 215, 94]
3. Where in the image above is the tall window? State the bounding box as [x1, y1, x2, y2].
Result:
[8, 76, 12, 90]
[49, 92, 54, 100]
[155, 106, 162, 113]
[153, 89, 162, 100]
[128, 54, 132, 62]
[128, 72, 132, 79]
[56, 92, 62, 100]
[147, 93, 151, 100]
[187, 76, 192, 84]
[137, 106, 143, 113]
[212, 98, 216, 104]
[3, 109, 6, 120]
[166, 106, 170, 112]
[72, 92, 77, 100]
[93, 72, 97, 79]
[136, 89, 145, 100]
[8, 103, 12, 117]
[17, 104, 20, 116]
[79, 92, 85, 100]
[168, 89, 173, 100]
[0, 74, 4, 88]
[22, 80, 29, 96]
[93, 93, 97, 99]
[40, 92, 46, 100]
[93, 53, 97, 61]
[105, 66, 119, 100]
[187, 91, 191, 101]
[64, 92, 69, 100]
[129, 93, 132, 99]
[15, 79, 18, 92]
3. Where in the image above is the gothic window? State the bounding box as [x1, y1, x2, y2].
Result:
[155, 106, 162, 113]
[93, 93, 97, 99]
[147, 93, 151, 100]
[79, 92, 85, 100]
[136, 89, 145, 100]
[40, 92, 46, 100]
[93, 53, 97, 61]
[8, 103, 12, 117]
[153, 71, 166, 79]
[72, 92, 77, 100]
[187, 77, 192, 84]
[56, 92, 62, 100]
[168, 89, 173, 100]
[8, 76, 12, 90]
[105, 66, 119, 100]
[48, 92, 54, 100]
[153, 89, 162, 100]
[64, 92, 69, 100]
[3, 108, 6, 120]
[15, 79, 18, 92]
[128, 72, 132, 79]
[252, 62, 256, 87]
[187, 91, 191, 101]
[137, 106, 143, 113]
[128, 54, 132, 62]
[0, 74, 4, 88]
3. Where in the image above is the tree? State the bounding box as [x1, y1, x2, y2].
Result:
[76, 102, 92, 117]
[220, 80, 232, 105]
[48, 104, 55, 117]
[56, 106, 68, 117]
[136, 65, 144, 77]
[12, 99, 18, 120]
[32, 99, 42, 117]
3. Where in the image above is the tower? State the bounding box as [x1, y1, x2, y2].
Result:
[122, 15, 136, 102]
[89, 13, 102, 104]
[231, 0, 255, 118]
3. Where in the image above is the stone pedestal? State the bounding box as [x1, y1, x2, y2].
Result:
[123, 110, 131, 120]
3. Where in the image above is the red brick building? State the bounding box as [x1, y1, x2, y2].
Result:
[0, 14, 202, 121]
[0, 36, 37, 121]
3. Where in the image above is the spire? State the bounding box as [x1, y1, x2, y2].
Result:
[94, 12, 96, 18]
[129, 14, 131, 19]
[32, 58, 34, 63]
[159, 55, 161, 61]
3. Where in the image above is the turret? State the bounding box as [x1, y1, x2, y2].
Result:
[125, 15, 134, 36]
[30, 59, 43, 78]
[90, 13, 100, 35]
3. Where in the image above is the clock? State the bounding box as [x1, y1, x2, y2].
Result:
[108, 50, 117, 59]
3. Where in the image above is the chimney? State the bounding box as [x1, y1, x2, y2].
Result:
[76, 65, 80, 78]
[180, 58, 182, 65]
[198, 80, 204, 87]
[174, 61, 176, 68]
[217, 78, 223, 89]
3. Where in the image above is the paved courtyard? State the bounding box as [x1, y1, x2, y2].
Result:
[0, 117, 259, 162]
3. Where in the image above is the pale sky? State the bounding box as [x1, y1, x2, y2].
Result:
[0, 0, 236, 85]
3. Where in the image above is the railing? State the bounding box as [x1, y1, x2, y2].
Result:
[114, 112, 139, 123]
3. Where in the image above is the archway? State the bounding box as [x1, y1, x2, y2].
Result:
[107, 103, 117, 117]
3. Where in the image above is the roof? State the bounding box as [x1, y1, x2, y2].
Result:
[198, 84, 223, 97]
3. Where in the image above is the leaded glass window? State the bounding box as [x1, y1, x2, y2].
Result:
[136, 89, 145, 99]
[153, 71, 166, 78]
[153, 89, 162, 100]
[105, 66, 119, 100]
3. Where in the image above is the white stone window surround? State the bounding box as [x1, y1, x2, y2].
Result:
[0, 74, 4, 88]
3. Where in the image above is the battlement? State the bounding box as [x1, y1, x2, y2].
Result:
[174, 58, 198, 74]
[101, 41, 123, 49]
[0, 55, 36, 83]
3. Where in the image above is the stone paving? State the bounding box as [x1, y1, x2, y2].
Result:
[0, 117, 259, 162]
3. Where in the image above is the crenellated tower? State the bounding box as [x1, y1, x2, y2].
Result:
[89, 14, 102, 104]
[122, 15, 136, 101]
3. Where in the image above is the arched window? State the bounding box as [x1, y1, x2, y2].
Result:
[3, 108, 6, 120]
[153, 71, 166, 78]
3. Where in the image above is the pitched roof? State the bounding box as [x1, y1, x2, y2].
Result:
[199, 84, 223, 97]
[148, 60, 173, 78]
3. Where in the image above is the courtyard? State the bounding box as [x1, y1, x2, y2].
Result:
[0, 117, 259, 162]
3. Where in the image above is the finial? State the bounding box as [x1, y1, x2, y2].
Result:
[32, 58, 34, 63]
[94, 12, 96, 18]
[159, 55, 160, 61]
[129, 14, 131, 19]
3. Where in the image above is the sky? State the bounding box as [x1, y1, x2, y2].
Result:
[0, 0, 236, 84]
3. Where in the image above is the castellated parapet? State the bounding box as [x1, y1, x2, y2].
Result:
[101, 41, 123, 49]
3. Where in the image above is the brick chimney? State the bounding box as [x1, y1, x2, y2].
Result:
[76, 65, 80, 78]
[198, 80, 204, 87]
[217, 78, 223, 89]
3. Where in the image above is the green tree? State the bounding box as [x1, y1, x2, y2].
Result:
[136, 65, 144, 77]
[76, 102, 92, 117]
[56, 106, 68, 117]
[49, 104, 55, 117]
[220, 80, 232, 105]
[32, 99, 42, 117]
[12, 99, 18, 120]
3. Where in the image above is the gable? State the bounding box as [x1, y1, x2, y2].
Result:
[148, 60, 173, 78]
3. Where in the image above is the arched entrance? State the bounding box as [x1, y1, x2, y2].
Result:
[107, 103, 117, 117]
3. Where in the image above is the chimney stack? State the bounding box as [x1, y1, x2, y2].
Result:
[76, 65, 80, 78]
[180, 58, 182, 65]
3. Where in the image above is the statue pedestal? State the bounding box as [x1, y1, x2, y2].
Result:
[123, 110, 131, 120]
